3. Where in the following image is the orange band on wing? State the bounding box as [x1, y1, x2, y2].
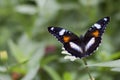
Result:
[63, 36, 71, 43]
[92, 30, 99, 37]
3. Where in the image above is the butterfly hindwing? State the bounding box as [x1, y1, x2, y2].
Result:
[83, 17, 110, 55]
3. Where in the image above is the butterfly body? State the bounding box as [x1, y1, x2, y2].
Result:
[48, 17, 110, 58]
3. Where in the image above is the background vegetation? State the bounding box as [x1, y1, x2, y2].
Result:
[0, 0, 120, 80]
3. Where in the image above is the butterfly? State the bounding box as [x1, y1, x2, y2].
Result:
[48, 17, 110, 58]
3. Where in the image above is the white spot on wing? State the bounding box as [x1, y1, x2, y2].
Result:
[104, 18, 107, 21]
[85, 37, 95, 51]
[69, 42, 83, 53]
[59, 29, 66, 35]
[51, 27, 54, 31]
[94, 23, 101, 29]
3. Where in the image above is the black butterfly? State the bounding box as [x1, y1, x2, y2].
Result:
[48, 17, 110, 58]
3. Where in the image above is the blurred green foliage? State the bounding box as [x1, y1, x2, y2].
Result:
[0, 0, 120, 80]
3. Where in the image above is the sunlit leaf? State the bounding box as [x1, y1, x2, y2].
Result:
[88, 59, 120, 67]
[63, 72, 72, 80]
[15, 5, 37, 15]
[109, 52, 120, 60]
[0, 66, 7, 72]
[111, 67, 120, 72]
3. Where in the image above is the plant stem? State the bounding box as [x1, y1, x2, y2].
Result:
[82, 58, 94, 80]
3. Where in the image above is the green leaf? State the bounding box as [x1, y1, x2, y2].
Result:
[22, 43, 45, 80]
[8, 34, 40, 63]
[0, 74, 11, 80]
[111, 67, 120, 72]
[41, 55, 58, 67]
[8, 40, 29, 63]
[109, 51, 120, 60]
[63, 72, 72, 80]
[43, 66, 61, 80]
[88, 59, 120, 67]
[15, 5, 37, 15]
[0, 66, 7, 72]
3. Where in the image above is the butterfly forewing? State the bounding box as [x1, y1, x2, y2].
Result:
[83, 17, 110, 55]
[48, 26, 85, 58]
[48, 27, 79, 43]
